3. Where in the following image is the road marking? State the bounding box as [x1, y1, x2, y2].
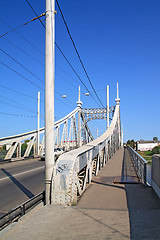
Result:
[0, 166, 45, 181]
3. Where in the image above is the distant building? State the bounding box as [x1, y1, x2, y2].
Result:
[136, 140, 160, 151]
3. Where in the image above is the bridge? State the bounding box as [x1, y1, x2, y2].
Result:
[0, 0, 160, 238]
[1, 82, 160, 239]
[0, 83, 122, 204]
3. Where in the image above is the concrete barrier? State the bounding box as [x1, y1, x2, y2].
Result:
[152, 154, 160, 197]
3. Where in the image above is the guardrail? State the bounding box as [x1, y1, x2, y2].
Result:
[127, 145, 147, 185]
[0, 191, 45, 231]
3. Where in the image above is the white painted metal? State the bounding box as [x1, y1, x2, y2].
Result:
[37, 92, 40, 155]
[45, 0, 55, 204]
[52, 98, 122, 205]
[77, 86, 82, 147]
[107, 85, 109, 128]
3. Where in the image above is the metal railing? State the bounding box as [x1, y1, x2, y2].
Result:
[0, 191, 45, 231]
[127, 145, 147, 185]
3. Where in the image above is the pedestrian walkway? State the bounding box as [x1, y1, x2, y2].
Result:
[1, 148, 160, 240]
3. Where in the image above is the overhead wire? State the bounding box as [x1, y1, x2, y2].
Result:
[55, 0, 105, 108]
[0, 93, 36, 112]
[0, 17, 44, 56]
[0, 98, 36, 114]
[0, 83, 44, 102]
[24, 1, 102, 107]
[25, 0, 45, 29]
[0, 111, 37, 118]
[0, 60, 44, 91]
[0, 48, 44, 84]
[55, 42, 101, 106]
[2, 36, 44, 65]
[0, 13, 45, 39]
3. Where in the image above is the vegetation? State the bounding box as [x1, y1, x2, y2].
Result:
[153, 137, 158, 142]
[152, 145, 160, 154]
[126, 139, 135, 149]
[138, 151, 152, 164]
[137, 145, 160, 165]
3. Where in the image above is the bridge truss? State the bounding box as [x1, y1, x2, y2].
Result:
[52, 96, 123, 205]
[0, 102, 115, 161]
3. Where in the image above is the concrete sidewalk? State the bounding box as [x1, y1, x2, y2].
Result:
[1, 148, 160, 240]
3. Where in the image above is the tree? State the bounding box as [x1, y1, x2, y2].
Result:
[127, 140, 131, 145]
[127, 139, 135, 149]
[3, 145, 6, 151]
[152, 145, 160, 154]
[153, 137, 158, 142]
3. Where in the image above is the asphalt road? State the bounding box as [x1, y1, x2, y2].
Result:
[0, 158, 45, 216]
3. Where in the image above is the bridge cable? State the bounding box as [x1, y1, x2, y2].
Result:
[56, 0, 105, 108]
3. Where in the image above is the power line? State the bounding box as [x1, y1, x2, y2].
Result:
[25, 0, 45, 29]
[0, 111, 37, 118]
[55, 90, 75, 107]
[0, 17, 44, 56]
[0, 60, 44, 91]
[55, 42, 101, 107]
[0, 48, 44, 84]
[23, 1, 101, 107]
[56, 0, 104, 108]
[0, 94, 36, 113]
[2, 36, 44, 65]
[55, 96, 74, 109]
[0, 13, 45, 39]
[0, 98, 36, 114]
[0, 83, 44, 102]
[56, 65, 78, 89]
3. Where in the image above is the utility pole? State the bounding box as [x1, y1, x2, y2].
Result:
[45, 0, 55, 204]
[37, 91, 40, 156]
[107, 85, 109, 128]
[77, 86, 82, 147]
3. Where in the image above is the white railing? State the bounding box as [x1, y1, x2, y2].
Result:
[52, 102, 122, 205]
[127, 145, 147, 185]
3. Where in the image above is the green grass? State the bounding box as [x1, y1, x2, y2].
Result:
[137, 151, 152, 164]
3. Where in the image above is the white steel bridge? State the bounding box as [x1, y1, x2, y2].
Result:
[0, 84, 123, 204]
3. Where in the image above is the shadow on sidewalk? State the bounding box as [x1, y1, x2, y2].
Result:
[122, 148, 160, 239]
[1, 168, 34, 199]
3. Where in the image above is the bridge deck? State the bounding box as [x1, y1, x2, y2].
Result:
[1, 148, 160, 240]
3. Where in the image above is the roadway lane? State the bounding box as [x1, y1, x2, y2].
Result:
[0, 158, 45, 216]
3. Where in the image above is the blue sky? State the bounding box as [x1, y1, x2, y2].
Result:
[0, 0, 160, 142]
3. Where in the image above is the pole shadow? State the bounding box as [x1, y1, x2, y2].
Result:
[1, 168, 34, 199]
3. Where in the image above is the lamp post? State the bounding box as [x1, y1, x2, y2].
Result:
[107, 85, 109, 129]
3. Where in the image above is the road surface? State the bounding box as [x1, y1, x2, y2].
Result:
[0, 158, 45, 216]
